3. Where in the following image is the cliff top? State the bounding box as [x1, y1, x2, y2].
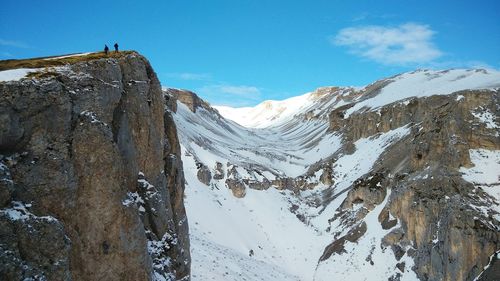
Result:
[0, 50, 138, 71]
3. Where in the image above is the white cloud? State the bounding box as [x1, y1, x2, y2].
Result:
[216, 85, 260, 96]
[332, 23, 442, 65]
[197, 84, 262, 107]
[165, 72, 211, 81]
[0, 39, 30, 49]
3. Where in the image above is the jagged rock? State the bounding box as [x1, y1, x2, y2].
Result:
[163, 111, 191, 279]
[244, 178, 271, 190]
[165, 88, 210, 113]
[0, 108, 24, 151]
[378, 207, 398, 230]
[396, 262, 406, 273]
[0, 162, 13, 207]
[164, 91, 177, 113]
[319, 221, 367, 261]
[319, 165, 334, 186]
[225, 179, 246, 198]
[316, 90, 500, 281]
[213, 162, 224, 180]
[340, 172, 387, 211]
[381, 228, 405, 248]
[0, 205, 71, 281]
[196, 163, 212, 186]
[476, 253, 500, 281]
[0, 52, 190, 280]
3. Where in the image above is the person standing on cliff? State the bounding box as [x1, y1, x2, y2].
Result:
[114, 43, 119, 52]
[104, 44, 109, 55]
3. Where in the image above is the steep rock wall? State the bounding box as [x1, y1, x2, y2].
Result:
[321, 90, 499, 281]
[0, 53, 190, 280]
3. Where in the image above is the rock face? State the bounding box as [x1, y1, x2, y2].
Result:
[0, 53, 190, 280]
[165, 88, 210, 113]
[321, 90, 500, 281]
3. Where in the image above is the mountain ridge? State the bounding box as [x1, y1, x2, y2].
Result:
[213, 68, 500, 129]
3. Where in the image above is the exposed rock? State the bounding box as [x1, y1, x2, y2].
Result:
[476, 252, 500, 281]
[321, 90, 500, 281]
[165, 88, 210, 113]
[396, 262, 406, 273]
[0, 202, 71, 281]
[0, 162, 13, 207]
[0, 52, 190, 280]
[213, 162, 224, 180]
[378, 207, 398, 230]
[163, 110, 191, 279]
[225, 179, 246, 198]
[244, 178, 271, 190]
[319, 221, 367, 261]
[196, 163, 212, 186]
[340, 172, 387, 211]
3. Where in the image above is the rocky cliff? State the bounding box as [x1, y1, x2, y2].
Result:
[318, 90, 500, 281]
[0, 52, 190, 280]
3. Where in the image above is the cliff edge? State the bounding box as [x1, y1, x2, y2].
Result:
[0, 52, 190, 280]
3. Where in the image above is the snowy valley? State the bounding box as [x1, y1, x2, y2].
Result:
[168, 69, 500, 281]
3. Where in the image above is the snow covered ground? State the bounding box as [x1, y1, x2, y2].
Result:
[184, 152, 323, 280]
[182, 125, 414, 280]
[175, 101, 414, 280]
[174, 101, 342, 178]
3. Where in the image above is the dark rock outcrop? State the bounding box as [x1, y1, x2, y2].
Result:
[0, 52, 190, 280]
[164, 88, 210, 113]
[196, 163, 212, 186]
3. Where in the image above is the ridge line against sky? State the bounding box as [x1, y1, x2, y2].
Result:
[1, 0, 499, 107]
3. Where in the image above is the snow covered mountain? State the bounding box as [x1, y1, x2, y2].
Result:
[167, 69, 500, 281]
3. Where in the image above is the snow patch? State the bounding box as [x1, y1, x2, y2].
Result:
[149, 233, 176, 281]
[345, 69, 500, 118]
[0, 68, 38, 82]
[460, 149, 500, 215]
[0, 201, 57, 222]
[471, 108, 499, 129]
[43, 52, 92, 60]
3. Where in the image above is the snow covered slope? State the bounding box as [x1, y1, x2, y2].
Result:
[215, 69, 500, 127]
[214, 87, 353, 129]
[168, 68, 500, 281]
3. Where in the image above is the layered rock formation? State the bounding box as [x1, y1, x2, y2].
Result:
[0, 53, 189, 280]
[322, 90, 499, 281]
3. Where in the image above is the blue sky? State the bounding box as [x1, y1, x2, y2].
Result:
[1, 0, 499, 107]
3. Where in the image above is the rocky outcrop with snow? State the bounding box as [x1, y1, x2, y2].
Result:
[171, 69, 500, 281]
[0, 53, 190, 280]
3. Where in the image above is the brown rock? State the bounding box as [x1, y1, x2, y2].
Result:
[0, 52, 190, 280]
